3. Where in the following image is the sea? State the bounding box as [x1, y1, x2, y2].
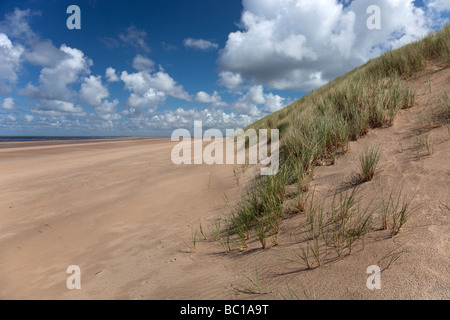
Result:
[0, 136, 138, 143]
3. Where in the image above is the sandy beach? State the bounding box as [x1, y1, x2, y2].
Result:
[1, 1, 449, 303]
[0, 138, 247, 299]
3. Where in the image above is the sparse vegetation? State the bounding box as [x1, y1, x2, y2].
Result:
[380, 187, 417, 236]
[415, 132, 434, 156]
[204, 24, 447, 268]
[235, 267, 272, 295]
[280, 283, 315, 300]
[438, 92, 450, 124]
[190, 228, 198, 250]
[359, 146, 381, 182]
[379, 247, 409, 270]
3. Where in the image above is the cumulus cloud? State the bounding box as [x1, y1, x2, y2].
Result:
[24, 114, 34, 122]
[31, 99, 86, 117]
[94, 99, 121, 120]
[231, 85, 285, 116]
[218, 0, 443, 91]
[1, 97, 15, 110]
[122, 69, 189, 100]
[149, 107, 254, 132]
[0, 33, 23, 94]
[0, 9, 122, 125]
[132, 54, 155, 71]
[218, 71, 243, 89]
[195, 91, 227, 107]
[0, 8, 66, 69]
[183, 38, 219, 50]
[263, 92, 286, 113]
[105, 67, 119, 82]
[20, 45, 92, 101]
[6, 115, 16, 121]
[79, 75, 121, 120]
[126, 86, 284, 132]
[120, 66, 190, 113]
[124, 89, 166, 112]
[23, 39, 67, 67]
[80, 75, 109, 106]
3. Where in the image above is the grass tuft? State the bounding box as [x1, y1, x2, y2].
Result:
[359, 146, 381, 182]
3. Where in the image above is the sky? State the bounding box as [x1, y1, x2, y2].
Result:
[0, 0, 449, 136]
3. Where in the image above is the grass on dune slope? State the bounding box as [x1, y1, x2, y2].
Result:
[220, 23, 450, 252]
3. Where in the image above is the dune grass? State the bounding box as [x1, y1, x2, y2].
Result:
[216, 23, 449, 252]
[359, 146, 381, 182]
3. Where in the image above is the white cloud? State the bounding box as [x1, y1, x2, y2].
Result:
[0, 33, 23, 94]
[149, 107, 254, 132]
[120, 67, 190, 113]
[231, 85, 285, 116]
[23, 39, 66, 67]
[232, 85, 265, 116]
[183, 38, 219, 50]
[79, 75, 121, 120]
[121, 71, 149, 94]
[6, 115, 16, 121]
[132, 54, 155, 71]
[80, 75, 109, 106]
[125, 89, 166, 112]
[0, 8, 35, 40]
[148, 71, 190, 100]
[24, 114, 34, 122]
[195, 91, 227, 107]
[105, 67, 119, 82]
[219, 0, 440, 91]
[95, 99, 121, 120]
[31, 99, 86, 117]
[1, 97, 15, 110]
[218, 71, 243, 89]
[263, 92, 285, 113]
[0, 9, 65, 68]
[21, 45, 92, 101]
[427, 0, 450, 11]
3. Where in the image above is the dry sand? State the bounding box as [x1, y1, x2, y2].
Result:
[0, 66, 448, 300]
[0, 138, 245, 299]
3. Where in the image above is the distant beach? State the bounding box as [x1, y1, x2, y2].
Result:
[0, 136, 159, 149]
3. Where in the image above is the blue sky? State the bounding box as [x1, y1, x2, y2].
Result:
[0, 0, 449, 136]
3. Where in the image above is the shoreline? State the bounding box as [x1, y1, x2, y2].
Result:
[0, 137, 167, 149]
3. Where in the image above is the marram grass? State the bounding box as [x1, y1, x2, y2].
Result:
[220, 23, 449, 251]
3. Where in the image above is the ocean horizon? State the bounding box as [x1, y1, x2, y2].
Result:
[0, 136, 144, 143]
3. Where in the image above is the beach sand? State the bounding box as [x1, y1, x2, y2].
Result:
[0, 138, 247, 299]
